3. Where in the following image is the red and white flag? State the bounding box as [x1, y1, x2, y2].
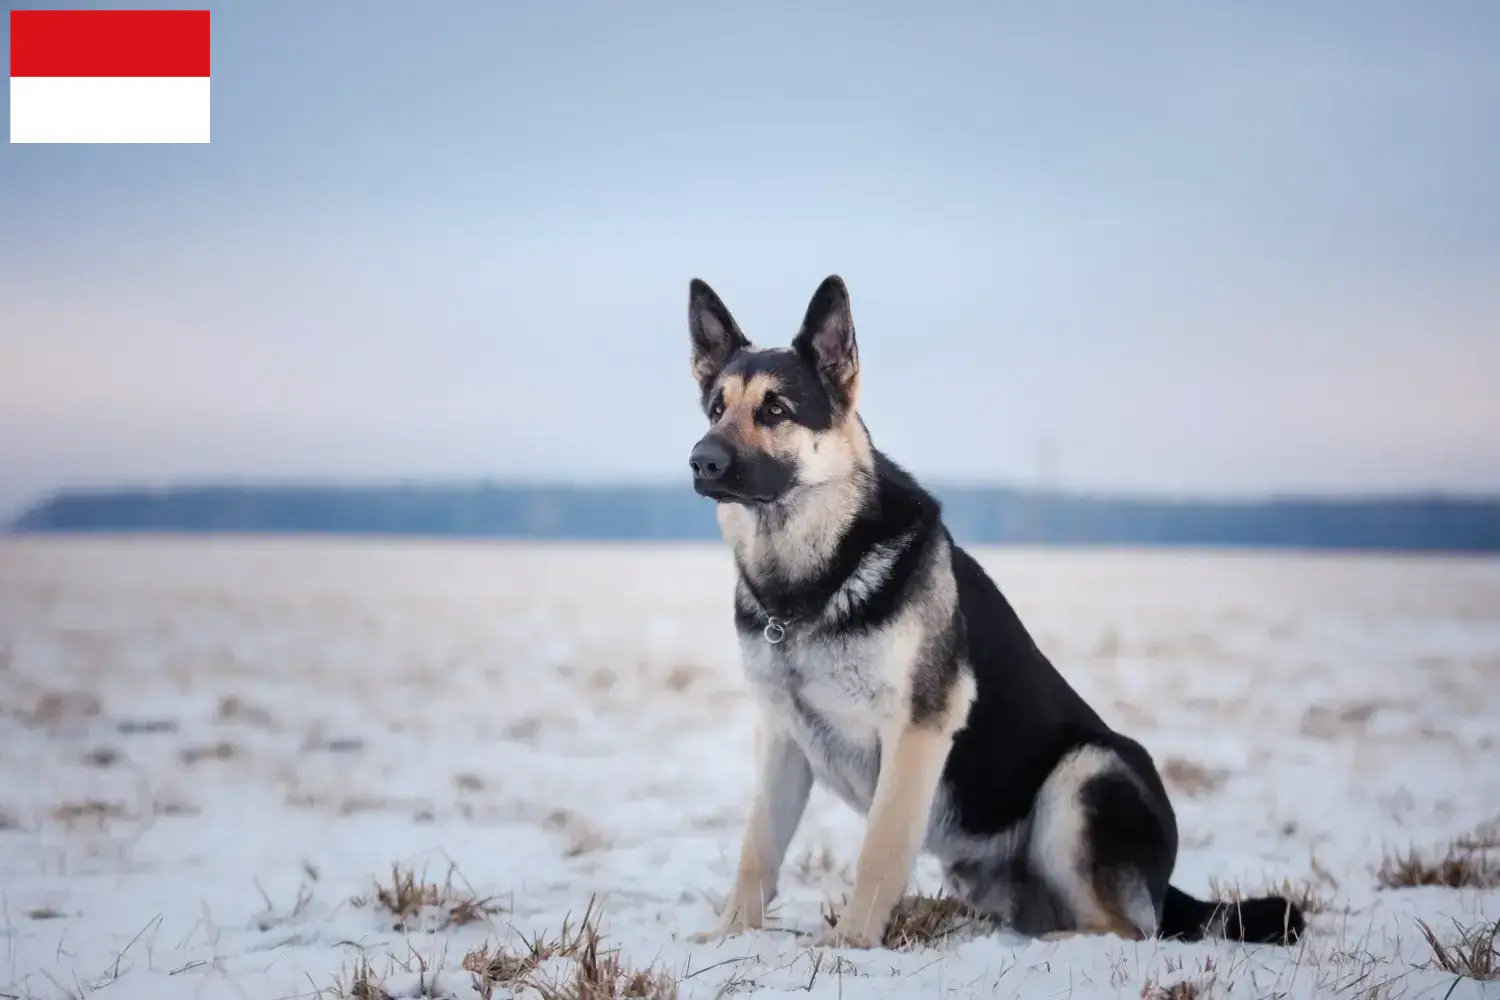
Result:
[10, 9, 210, 143]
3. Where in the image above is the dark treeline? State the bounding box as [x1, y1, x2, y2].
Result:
[10, 484, 1500, 551]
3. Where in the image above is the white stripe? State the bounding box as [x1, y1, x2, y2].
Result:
[826, 531, 913, 622]
[10, 77, 210, 144]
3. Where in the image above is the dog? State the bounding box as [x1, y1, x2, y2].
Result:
[684, 275, 1306, 950]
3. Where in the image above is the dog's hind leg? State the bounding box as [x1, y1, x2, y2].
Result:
[1026, 744, 1175, 941]
[694, 713, 813, 940]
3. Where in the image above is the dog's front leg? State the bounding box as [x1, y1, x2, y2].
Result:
[815, 722, 952, 948]
[693, 713, 813, 940]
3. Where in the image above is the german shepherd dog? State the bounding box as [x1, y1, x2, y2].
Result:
[685, 276, 1305, 949]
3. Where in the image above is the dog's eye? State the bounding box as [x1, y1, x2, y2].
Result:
[709, 400, 725, 420]
[760, 398, 788, 422]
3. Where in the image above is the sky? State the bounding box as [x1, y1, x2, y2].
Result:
[3, 1, 1498, 517]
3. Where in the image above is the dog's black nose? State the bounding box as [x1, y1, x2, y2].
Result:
[689, 438, 732, 481]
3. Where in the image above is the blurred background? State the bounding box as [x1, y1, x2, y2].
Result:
[3, 6, 1500, 998]
[4, 1, 1498, 547]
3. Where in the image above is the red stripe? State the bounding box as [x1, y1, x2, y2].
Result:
[10, 10, 210, 77]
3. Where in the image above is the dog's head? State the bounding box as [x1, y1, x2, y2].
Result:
[685, 275, 869, 505]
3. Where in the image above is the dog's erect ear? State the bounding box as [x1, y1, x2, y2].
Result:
[792, 275, 859, 411]
[688, 279, 750, 394]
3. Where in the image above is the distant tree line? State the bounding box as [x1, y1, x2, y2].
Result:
[11, 484, 1500, 552]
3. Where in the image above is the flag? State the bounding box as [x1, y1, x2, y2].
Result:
[10, 9, 210, 143]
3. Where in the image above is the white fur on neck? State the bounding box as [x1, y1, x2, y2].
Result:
[718, 473, 870, 589]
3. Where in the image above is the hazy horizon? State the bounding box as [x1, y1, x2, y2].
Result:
[4, 1, 1498, 518]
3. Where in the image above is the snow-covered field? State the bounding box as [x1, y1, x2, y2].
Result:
[1, 537, 1497, 999]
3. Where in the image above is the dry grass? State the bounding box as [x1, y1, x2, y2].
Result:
[152, 796, 201, 818]
[52, 799, 126, 825]
[320, 956, 391, 1000]
[1377, 840, 1500, 890]
[1416, 917, 1499, 982]
[1160, 756, 1230, 798]
[463, 942, 535, 998]
[216, 694, 276, 728]
[25, 691, 102, 726]
[180, 741, 241, 764]
[82, 746, 123, 768]
[320, 949, 454, 999]
[465, 897, 677, 1000]
[1142, 957, 1218, 999]
[532, 941, 678, 999]
[820, 891, 987, 950]
[354, 863, 502, 931]
[530, 917, 678, 1000]
[254, 866, 318, 931]
[1208, 860, 1339, 916]
[1455, 819, 1500, 852]
[27, 907, 66, 920]
[116, 717, 177, 734]
[882, 892, 988, 949]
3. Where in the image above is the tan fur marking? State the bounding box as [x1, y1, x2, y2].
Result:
[711, 372, 786, 454]
[828, 721, 958, 946]
[918, 660, 977, 734]
[1040, 912, 1145, 942]
[1028, 745, 1159, 940]
[716, 406, 876, 586]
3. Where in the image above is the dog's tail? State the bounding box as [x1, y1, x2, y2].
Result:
[1159, 885, 1305, 945]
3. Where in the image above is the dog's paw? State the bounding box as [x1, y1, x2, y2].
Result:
[689, 907, 763, 944]
[810, 921, 880, 950]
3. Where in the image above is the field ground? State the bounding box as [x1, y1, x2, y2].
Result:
[1, 538, 1497, 999]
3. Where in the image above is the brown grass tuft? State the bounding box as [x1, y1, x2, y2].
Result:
[464, 942, 534, 999]
[321, 956, 392, 1000]
[881, 892, 987, 949]
[153, 797, 200, 818]
[216, 694, 275, 728]
[1208, 866, 1338, 916]
[27, 907, 66, 921]
[1416, 917, 1499, 981]
[820, 891, 986, 950]
[1143, 979, 1211, 1000]
[1377, 840, 1500, 890]
[467, 897, 675, 1000]
[355, 863, 501, 931]
[1160, 756, 1229, 798]
[180, 741, 240, 765]
[26, 691, 102, 726]
[1455, 819, 1500, 853]
[82, 746, 123, 768]
[52, 799, 126, 825]
[530, 907, 678, 1000]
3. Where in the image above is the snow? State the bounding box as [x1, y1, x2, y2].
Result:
[0, 537, 1497, 999]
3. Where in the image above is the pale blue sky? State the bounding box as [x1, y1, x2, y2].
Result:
[3, 1, 1498, 515]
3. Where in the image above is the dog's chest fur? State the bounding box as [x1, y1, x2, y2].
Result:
[740, 627, 895, 813]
